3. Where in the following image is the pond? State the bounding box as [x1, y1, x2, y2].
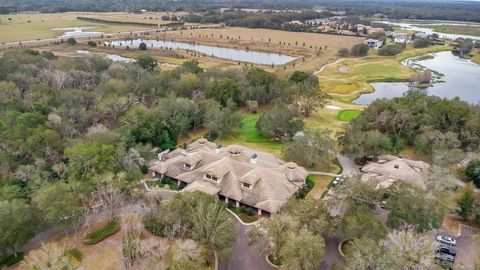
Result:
[51, 26, 103, 38]
[107, 39, 296, 65]
[375, 21, 480, 41]
[354, 51, 480, 105]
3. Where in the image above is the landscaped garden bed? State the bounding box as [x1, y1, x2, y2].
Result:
[146, 177, 186, 191]
[83, 219, 120, 245]
[227, 205, 259, 223]
[296, 176, 315, 199]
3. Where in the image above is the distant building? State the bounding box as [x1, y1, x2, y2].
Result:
[394, 33, 411, 44]
[414, 32, 431, 39]
[149, 138, 308, 215]
[363, 39, 382, 49]
[361, 155, 430, 189]
[140, 9, 147, 13]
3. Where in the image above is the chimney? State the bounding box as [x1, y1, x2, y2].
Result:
[215, 144, 222, 154]
[251, 153, 257, 165]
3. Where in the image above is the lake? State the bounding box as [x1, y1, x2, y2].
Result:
[354, 51, 480, 105]
[375, 21, 480, 41]
[107, 39, 296, 65]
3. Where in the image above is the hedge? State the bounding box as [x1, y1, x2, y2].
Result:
[83, 219, 120, 245]
[0, 252, 24, 267]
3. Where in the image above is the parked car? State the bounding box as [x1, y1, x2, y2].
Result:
[436, 245, 457, 256]
[435, 253, 455, 263]
[436, 235, 456, 246]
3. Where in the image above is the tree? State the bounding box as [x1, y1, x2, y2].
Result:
[386, 182, 444, 232]
[256, 104, 304, 140]
[465, 159, 480, 188]
[32, 181, 84, 227]
[279, 229, 324, 270]
[378, 43, 405, 56]
[22, 242, 78, 270]
[87, 41, 97, 47]
[138, 42, 147, 50]
[295, 81, 328, 117]
[203, 100, 241, 138]
[350, 43, 369, 57]
[338, 129, 393, 164]
[204, 77, 240, 106]
[384, 227, 436, 269]
[339, 208, 387, 241]
[330, 176, 382, 210]
[136, 55, 158, 71]
[64, 141, 116, 181]
[0, 200, 39, 257]
[66, 38, 77, 45]
[337, 47, 350, 57]
[283, 129, 334, 168]
[188, 194, 236, 259]
[457, 184, 476, 220]
[413, 38, 430, 48]
[93, 173, 125, 221]
[180, 59, 203, 74]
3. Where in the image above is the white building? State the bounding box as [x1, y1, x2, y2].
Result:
[394, 33, 411, 44]
[363, 39, 382, 49]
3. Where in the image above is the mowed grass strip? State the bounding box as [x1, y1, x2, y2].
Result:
[336, 109, 362, 122]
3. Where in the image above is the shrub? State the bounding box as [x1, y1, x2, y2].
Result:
[378, 44, 405, 56]
[465, 160, 480, 188]
[139, 42, 147, 50]
[350, 44, 369, 57]
[337, 48, 350, 57]
[66, 38, 77, 45]
[83, 219, 120, 245]
[413, 38, 431, 48]
[64, 248, 82, 261]
[0, 252, 24, 267]
[141, 164, 149, 174]
[87, 41, 97, 47]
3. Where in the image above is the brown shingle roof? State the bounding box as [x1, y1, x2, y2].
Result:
[149, 139, 308, 213]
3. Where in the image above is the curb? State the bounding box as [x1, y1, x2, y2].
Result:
[338, 239, 352, 258]
[226, 208, 262, 226]
[265, 254, 280, 268]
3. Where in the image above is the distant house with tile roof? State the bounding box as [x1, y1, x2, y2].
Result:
[149, 138, 308, 215]
[361, 155, 430, 189]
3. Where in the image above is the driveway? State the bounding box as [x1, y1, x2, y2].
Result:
[454, 225, 480, 269]
[336, 154, 361, 177]
[218, 219, 274, 270]
[219, 219, 342, 270]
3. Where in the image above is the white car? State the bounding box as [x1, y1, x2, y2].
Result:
[436, 235, 456, 246]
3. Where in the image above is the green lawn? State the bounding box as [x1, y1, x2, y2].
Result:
[216, 113, 283, 157]
[336, 109, 362, 122]
[426, 25, 480, 37]
[306, 175, 334, 200]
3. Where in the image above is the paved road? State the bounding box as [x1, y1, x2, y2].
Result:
[219, 218, 342, 270]
[218, 219, 274, 270]
[336, 154, 361, 177]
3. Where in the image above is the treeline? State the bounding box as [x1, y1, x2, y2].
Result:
[2, 0, 480, 22]
[339, 89, 480, 164]
[183, 9, 330, 30]
[76, 16, 159, 27]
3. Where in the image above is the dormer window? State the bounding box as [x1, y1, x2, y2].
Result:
[394, 164, 400, 169]
[183, 163, 195, 170]
[242, 182, 252, 189]
[205, 173, 219, 182]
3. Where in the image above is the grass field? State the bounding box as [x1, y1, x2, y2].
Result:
[423, 25, 480, 37]
[472, 50, 480, 65]
[0, 12, 186, 43]
[336, 109, 362, 122]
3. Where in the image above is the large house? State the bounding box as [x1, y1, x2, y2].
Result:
[361, 155, 430, 189]
[363, 39, 382, 49]
[394, 33, 411, 44]
[149, 138, 308, 215]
